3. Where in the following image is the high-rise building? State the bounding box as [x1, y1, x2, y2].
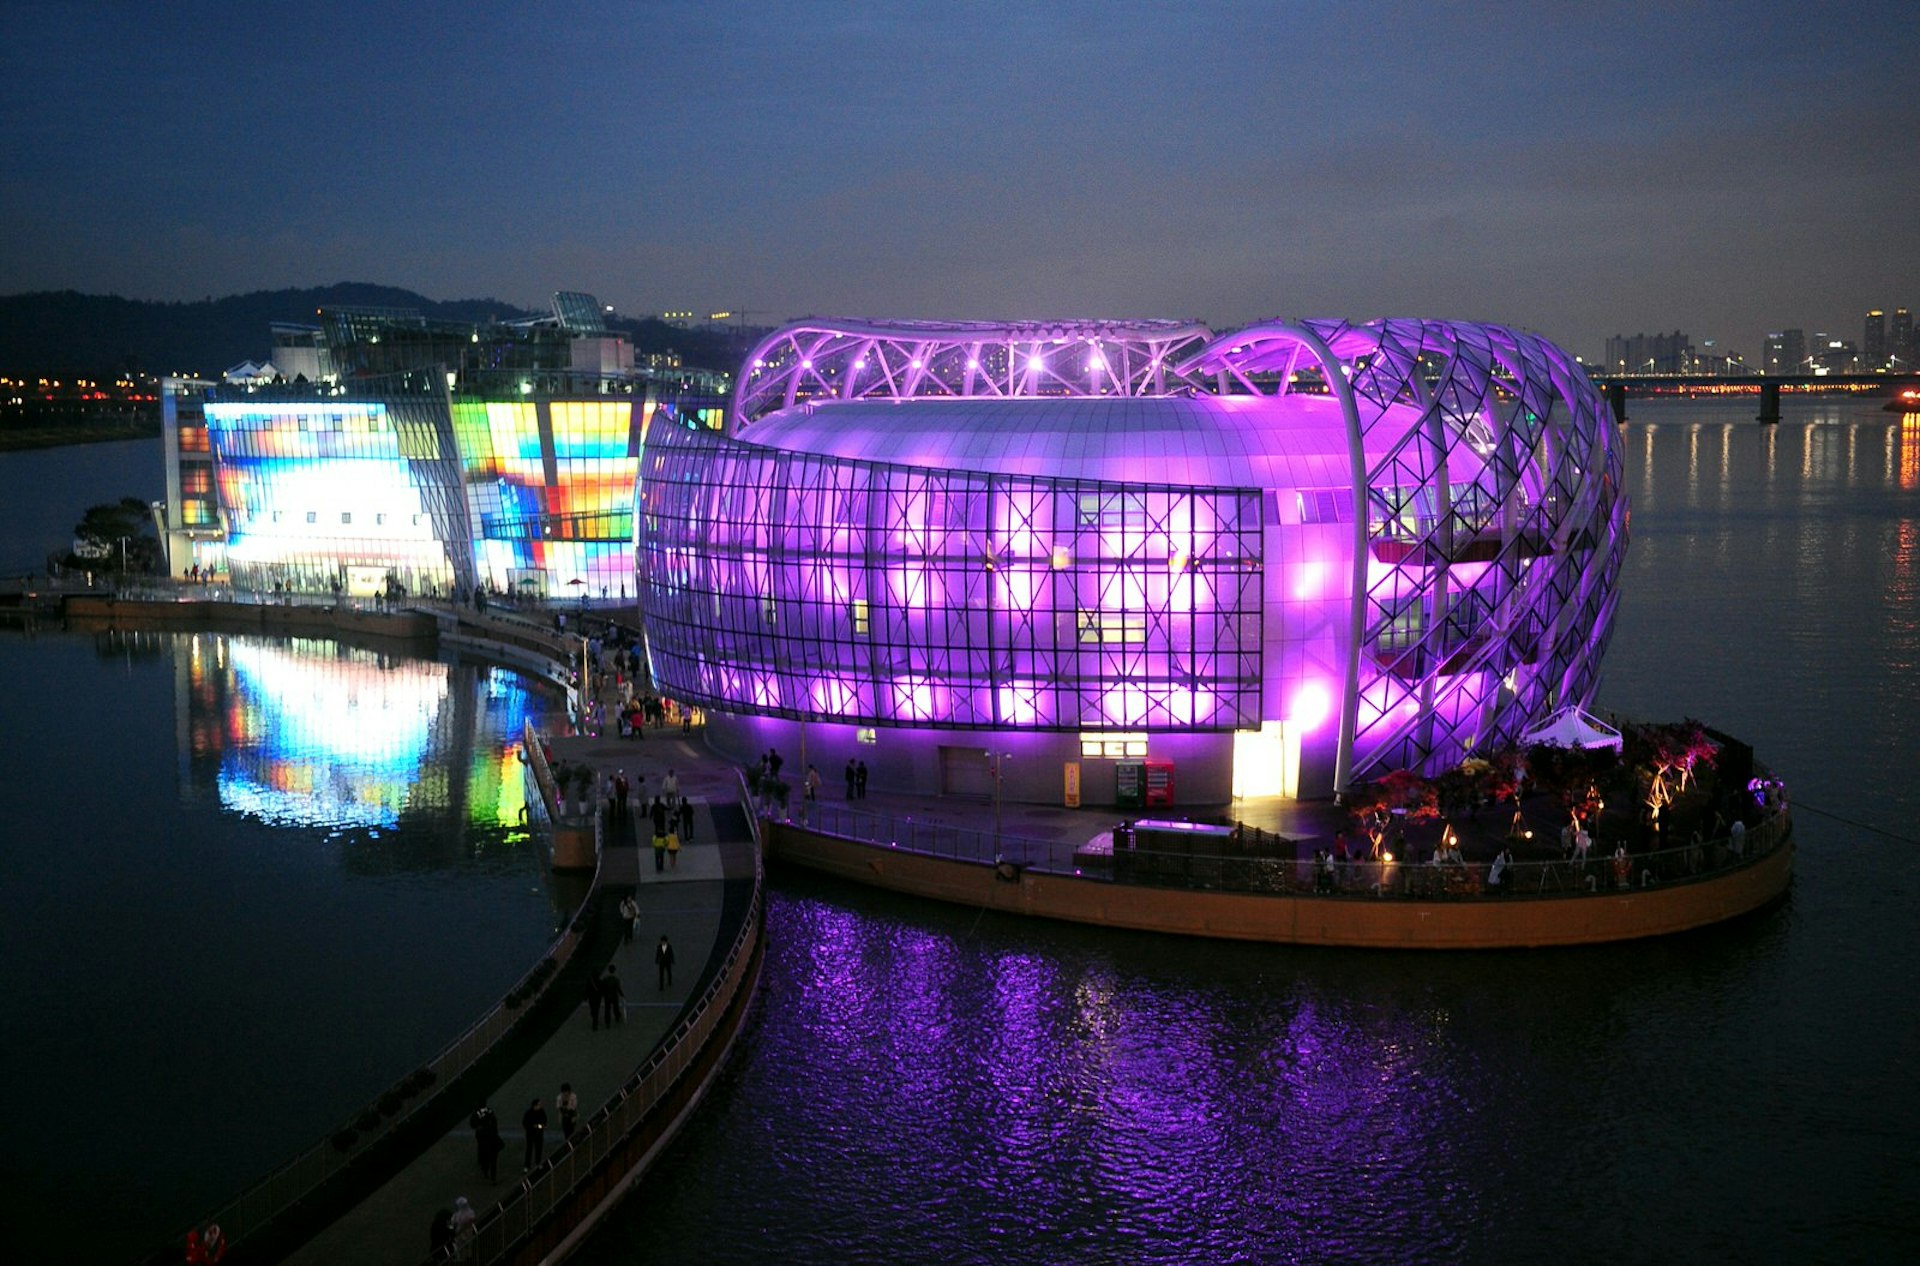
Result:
[1892, 308, 1914, 371]
[1809, 334, 1858, 374]
[1763, 329, 1807, 376]
[1865, 310, 1888, 370]
[1604, 330, 1692, 374]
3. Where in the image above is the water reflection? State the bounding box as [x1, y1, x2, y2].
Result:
[0, 629, 562, 1261]
[165, 631, 537, 843]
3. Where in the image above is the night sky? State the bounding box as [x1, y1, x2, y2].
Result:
[3, 0, 1916, 361]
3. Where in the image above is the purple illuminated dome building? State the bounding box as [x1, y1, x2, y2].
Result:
[638, 317, 1626, 806]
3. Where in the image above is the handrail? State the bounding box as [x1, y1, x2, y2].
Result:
[450, 785, 767, 1265]
[785, 800, 1792, 901]
[146, 873, 598, 1262]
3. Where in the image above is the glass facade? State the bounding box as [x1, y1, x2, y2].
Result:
[449, 396, 643, 599]
[644, 316, 1627, 795]
[1185, 318, 1627, 784]
[201, 385, 648, 598]
[641, 425, 1265, 730]
[206, 399, 455, 595]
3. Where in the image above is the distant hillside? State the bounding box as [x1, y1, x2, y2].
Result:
[0, 284, 533, 376]
[0, 285, 752, 377]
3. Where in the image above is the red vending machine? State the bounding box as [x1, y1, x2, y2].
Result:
[1143, 760, 1175, 807]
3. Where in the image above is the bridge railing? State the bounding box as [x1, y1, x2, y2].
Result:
[145, 863, 598, 1263]
[781, 800, 1791, 901]
[449, 787, 766, 1266]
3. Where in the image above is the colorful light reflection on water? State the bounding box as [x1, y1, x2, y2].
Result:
[0, 628, 563, 1262]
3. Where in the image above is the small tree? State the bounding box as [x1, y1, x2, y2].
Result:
[68, 496, 161, 573]
[1346, 769, 1440, 824]
[1622, 719, 1717, 814]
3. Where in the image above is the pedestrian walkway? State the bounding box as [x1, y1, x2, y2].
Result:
[282, 800, 752, 1265]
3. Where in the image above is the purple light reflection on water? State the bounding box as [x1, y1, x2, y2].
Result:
[590, 403, 1920, 1265]
[589, 885, 1566, 1265]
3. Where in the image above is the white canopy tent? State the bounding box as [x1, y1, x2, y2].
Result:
[1520, 706, 1624, 752]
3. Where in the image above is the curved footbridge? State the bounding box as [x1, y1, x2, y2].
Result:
[270, 677, 765, 1265]
[102, 598, 767, 1266]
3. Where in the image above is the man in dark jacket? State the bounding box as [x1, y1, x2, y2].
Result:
[656, 934, 676, 990]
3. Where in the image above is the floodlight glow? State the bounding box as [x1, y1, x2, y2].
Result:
[1289, 681, 1333, 732]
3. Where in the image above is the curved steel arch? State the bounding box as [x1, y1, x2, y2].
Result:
[665, 314, 1627, 795]
[1183, 317, 1627, 786]
[731, 317, 1218, 431]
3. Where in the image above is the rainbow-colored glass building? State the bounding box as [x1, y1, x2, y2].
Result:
[163, 294, 728, 600]
[638, 317, 1626, 802]
[198, 379, 652, 599]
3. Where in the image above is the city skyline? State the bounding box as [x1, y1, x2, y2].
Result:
[2, 1, 1916, 364]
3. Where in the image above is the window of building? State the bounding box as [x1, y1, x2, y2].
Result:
[375, 513, 386, 526]
[1076, 490, 1148, 531]
[1079, 732, 1147, 758]
[305, 511, 317, 524]
[851, 598, 870, 636]
[856, 727, 877, 745]
[341, 512, 352, 525]
[1296, 488, 1353, 523]
[1368, 485, 1437, 540]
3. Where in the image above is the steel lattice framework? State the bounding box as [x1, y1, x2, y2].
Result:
[638, 315, 1626, 795]
[1178, 318, 1626, 785]
[731, 317, 1217, 429]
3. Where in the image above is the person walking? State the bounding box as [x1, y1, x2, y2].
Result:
[855, 760, 868, 799]
[618, 894, 637, 944]
[677, 794, 695, 842]
[805, 765, 821, 802]
[470, 1105, 504, 1181]
[601, 965, 625, 1025]
[430, 1207, 456, 1258]
[663, 767, 679, 799]
[450, 1196, 477, 1260]
[556, 1082, 579, 1137]
[522, 1098, 548, 1170]
[667, 828, 681, 869]
[614, 769, 630, 820]
[845, 758, 856, 799]
[656, 933, 675, 990]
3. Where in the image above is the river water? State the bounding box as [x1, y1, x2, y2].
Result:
[4, 399, 1917, 1262]
[0, 623, 567, 1260]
